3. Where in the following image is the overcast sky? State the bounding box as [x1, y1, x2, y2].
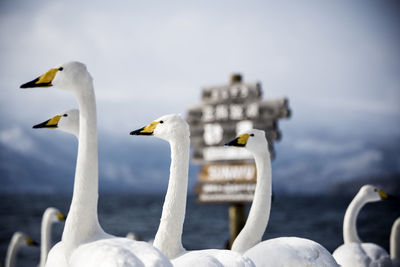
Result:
[0, 0, 399, 187]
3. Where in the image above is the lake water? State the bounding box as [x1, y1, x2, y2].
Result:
[0, 193, 398, 266]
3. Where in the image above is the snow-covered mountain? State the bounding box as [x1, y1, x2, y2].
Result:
[1, 122, 398, 195]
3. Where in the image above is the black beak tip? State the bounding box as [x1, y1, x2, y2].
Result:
[32, 119, 51, 129]
[20, 79, 37, 89]
[32, 241, 40, 247]
[387, 194, 396, 200]
[20, 83, 30, 89]
[225, 139, 237, 146]
[130, 128, 145, 136]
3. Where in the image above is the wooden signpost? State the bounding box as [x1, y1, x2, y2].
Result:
[186, 74, 291, 247]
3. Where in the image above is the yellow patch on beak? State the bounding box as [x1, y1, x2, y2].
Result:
[56, 211, 66, 221]
[47, 115, 62, 127]
[25, 237, 34, 245]
[141, 121, 160, 134]
[237, 134, 250, 146]
[378, 189, 389, 199]
[36, 68, 59, 86]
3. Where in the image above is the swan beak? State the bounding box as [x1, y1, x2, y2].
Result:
[130, 121, 160, 136]
[56, 212, 66, 221]
[225, 134, 250, 147]
[20, 68, 60, 88]
[378, 189, 395, 200]
[25, 237, 39, 247]
[32, 115, 62, 129]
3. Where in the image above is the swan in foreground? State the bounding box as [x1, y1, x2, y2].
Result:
[21, 62, 171, 267]
[332, 185, 392, 267]
[38, 207, 66, 267]
[5, 232, 39, 267]
[392, 218, 400, 267]
[130, 114, 254, 267]
[225, 129, 339, 267]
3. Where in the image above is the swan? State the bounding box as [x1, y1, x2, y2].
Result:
[391, 218, 400, 267]
[130, 114, 255, 267]
[34, 109, 146, 243]
[21, 62, 172, 267]
[225, 129, 339, 267]
[5, 231, 39, 267]
[38, 207, 66, 267]
[332, 185, 392, 267]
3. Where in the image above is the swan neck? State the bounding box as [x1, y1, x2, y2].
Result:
[62, 83, 103, 255]
[343, 193, 364, 244]
[391, 218, 400, 260]
[153, 136, 190, 259]
[231, 149, 272, 254]
[5, 236, 22, 267]
[39, 214, 53, 267]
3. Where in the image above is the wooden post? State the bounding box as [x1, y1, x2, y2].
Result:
[228, 203, 245, 249]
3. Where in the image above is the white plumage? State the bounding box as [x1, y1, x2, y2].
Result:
[392, 218, 400, 267]
[39, 207, 66, 267]
[5, 232, 38, 267]
[332, 185, 391, 267]
[245, 237, 338, 267]
[130, 114, 254, 267]
[226, 129, 339, 267]
[22, 62, 171, 267]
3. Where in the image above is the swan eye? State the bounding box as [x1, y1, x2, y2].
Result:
[160, 120, 164, 124]
[58, 67, 64, 71]
[250, 134, 254, 137]
[374, 188, 377, 192]
[63, 114, 68, 117]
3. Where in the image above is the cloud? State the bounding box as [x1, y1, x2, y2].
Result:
[293, 139, 363, 155]
[321, 149, 383, 180]
[1, 0, 399, 193]
[0, 127, 35, 154]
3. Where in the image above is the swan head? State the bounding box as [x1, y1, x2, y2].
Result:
[43, 207, 66, 223]
[20, 61, 92, 92]
[33, 109, 79, 137]
[357, 184, 392, 202]
[10, 232, 39, 247]
[225, 128, 269, 155]
[130, 114, 189, 141]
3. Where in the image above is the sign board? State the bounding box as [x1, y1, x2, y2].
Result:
[196, 182, 256, 203]
[186, 74, 290, 202]
[198, 163, 257, 183]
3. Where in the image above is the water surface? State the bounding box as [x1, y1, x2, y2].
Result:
[0, 193, 398, 266]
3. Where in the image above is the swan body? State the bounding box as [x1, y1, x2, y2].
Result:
[39, 207, 66, 267]
[333, 242, 391, 267]
[226, 129, 339, 267]
[392, 218, 400, 267]
[22, 62, 171, 267]
[130, 114, 254, 267]
[245, 237, 338, 267]
[332, 185, 391, 267]
[172, 249, 255, 267]
[5, 232, 38, 267]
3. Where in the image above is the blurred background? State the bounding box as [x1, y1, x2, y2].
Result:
[0, 0, 399, 265]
